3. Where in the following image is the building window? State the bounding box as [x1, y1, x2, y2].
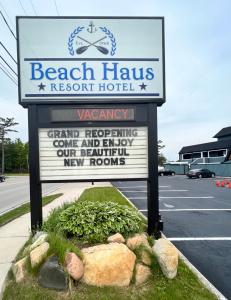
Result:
[192, 152, 201, 158]
[203, 152, 208, 157]
[183, 153, 192, 159]
[209, 150, 226, 157]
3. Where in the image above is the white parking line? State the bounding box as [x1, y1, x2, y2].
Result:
[160, 208, 231, 212]
[139, 208, 231, 212]
[119, 190, 188, 193]
[168, 237, 231, 241]
[160, 196, 214, 199]
[130, 196, 214, 200]
[115, 185, 171, 189]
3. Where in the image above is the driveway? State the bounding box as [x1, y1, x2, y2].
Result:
[113, 175, 231, 299]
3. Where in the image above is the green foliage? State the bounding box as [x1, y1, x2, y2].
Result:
[58, 201, 144, 243]
[42, 202, 73, 234]
[47, 233, 83, 264]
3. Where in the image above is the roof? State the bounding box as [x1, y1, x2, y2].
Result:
[179, 139, 231, 154]
[213, 126, 231, 138]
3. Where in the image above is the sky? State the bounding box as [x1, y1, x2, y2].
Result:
[0, 0, 230, 161]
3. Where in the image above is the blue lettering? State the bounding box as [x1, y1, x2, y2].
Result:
[82, 62, 95, 80]
[30, 62, 44, 80]
[70, 68, 81, 80]
[146, 68, 154, 80]
[45, 67, 57, 80]
[102, 62, 118, 80]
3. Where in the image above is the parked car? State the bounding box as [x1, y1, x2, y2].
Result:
[186, 169, 215, 179]
[158, 169, 175, 176]
[0, 174, 5, 182]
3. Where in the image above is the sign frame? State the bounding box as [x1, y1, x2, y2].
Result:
[16, 16, 165, 107]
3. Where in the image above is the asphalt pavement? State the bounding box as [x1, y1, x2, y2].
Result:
[0, 176, 64, 215]
[113, 175, 231, 299]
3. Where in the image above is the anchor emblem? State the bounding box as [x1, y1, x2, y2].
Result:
[87, 21, 97, 33]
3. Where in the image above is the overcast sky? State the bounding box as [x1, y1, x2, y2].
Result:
[0, 0, 230, 161]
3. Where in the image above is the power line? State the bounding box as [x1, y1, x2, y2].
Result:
[0, 41, 17, 64]
[18, 0, 27, 15]
[29, 0, 37, 16]
[53, 0, 59, 16]
[0, 11, 16, 40]
[0, 1, 15, 29]
[0, 62, 17, 86]
[0, 55, 17, 76]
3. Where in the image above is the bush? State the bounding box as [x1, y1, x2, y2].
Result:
[57, 201, 144, 243]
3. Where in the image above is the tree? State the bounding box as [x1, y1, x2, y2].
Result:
[0, 117, 18, 174]
[158, 140, 167, 166]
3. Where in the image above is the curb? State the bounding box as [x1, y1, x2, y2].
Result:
[114, 185, 227, 300]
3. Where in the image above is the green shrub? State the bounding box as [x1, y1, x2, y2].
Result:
[42, 202, 73, 234]
[58, 201, 144, 243]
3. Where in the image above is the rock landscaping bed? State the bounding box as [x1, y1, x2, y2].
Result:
[3, 187, 217, 300]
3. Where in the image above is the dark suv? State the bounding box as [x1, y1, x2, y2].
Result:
[158, 169, 175, 176]
[186, 169, 215, 179]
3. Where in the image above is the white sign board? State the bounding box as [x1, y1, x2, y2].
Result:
[39, 126, 148, 181]
[17, 17, 165, 105]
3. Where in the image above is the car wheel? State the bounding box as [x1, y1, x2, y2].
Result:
[160, 173, 164, 176]
[198, 174, 202, 178]
[211, 173, 215, 178]
[171, 172, 175, 176]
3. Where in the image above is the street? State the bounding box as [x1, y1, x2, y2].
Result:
[0, 176, 63, 215]
[114, 176, 231, 299]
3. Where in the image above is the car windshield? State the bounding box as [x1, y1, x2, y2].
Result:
[190, 169, 202, 172]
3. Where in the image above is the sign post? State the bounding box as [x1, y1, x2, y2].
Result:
[17, 16, 165, 237]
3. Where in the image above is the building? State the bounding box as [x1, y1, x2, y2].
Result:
[179, 126, 231, 164]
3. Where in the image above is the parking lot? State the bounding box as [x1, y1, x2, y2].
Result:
[114, 175, 231, 299]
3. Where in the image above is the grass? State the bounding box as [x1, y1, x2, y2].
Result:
[0, 193, 63, 227]
[78, 186, 133, 206]
[3, 187, 217, 300]
[5, 173, 29, 176]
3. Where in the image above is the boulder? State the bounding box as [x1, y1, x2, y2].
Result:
[30, 242, 50, 268]
[65, 252, 84, 281]
[12, 257, 27, 283]
[126, 234, 150, 250]
[152, 238, 178, 279]
[140, 248, 152, 266]
[107, 233, 125, 243]
[135, 263, 151, 285]
[38, 256, 68, 290]
[30, 233, 48, 251]
[82, 243, 136, 287]
[32, 231, 47, 243]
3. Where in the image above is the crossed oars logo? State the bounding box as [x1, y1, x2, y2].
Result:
[76, 36, 109, 55]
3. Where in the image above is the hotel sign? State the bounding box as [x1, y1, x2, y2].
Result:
[39, 126, 148, 181]
[17, 17, 165, 106]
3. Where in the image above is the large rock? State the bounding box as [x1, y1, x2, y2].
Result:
[152, 238, 178, 279]
[107, 233, 125, 244]
[38, 256, 68, 290]
[32, 231, 47, 243]
[135, 263, 151, 285]
[140, 247, 152, 266]
[30, 242, 50, 268]
[65, 252, 84, 281]
[30, 233, 48, 251]
[12, 257, 27, 283]
[82, 243, 136, 287]
[126, 234, 150, 250]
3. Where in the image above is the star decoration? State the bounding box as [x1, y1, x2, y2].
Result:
[139, 83, 147, 90]
[38, 82, 46, 91]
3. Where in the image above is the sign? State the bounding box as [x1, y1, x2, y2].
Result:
[39, 126, 148, 181]
[51, 107, 135, 122]
[17, 17, 165, 106]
